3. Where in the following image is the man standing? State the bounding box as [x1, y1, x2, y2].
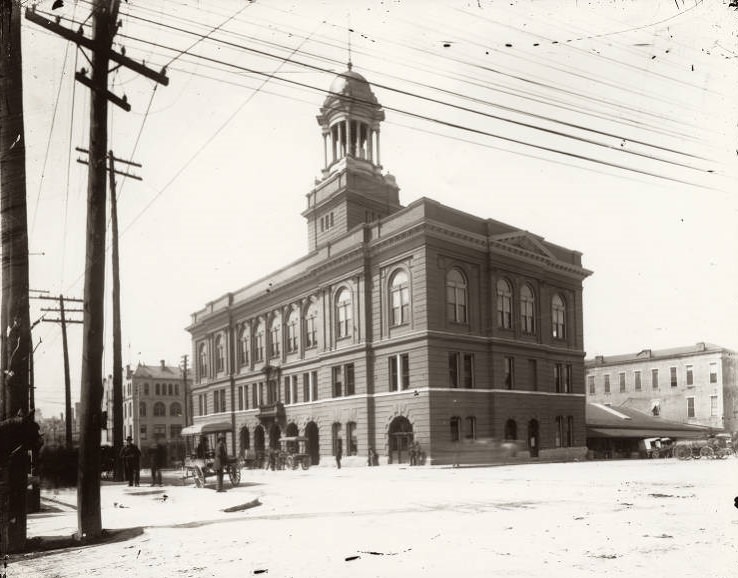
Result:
[214, 435, 228, 492]
[120, 436, 141, 487]
[335, 440, 342, 469]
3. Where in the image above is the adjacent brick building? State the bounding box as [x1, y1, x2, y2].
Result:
[586, 342, 737, 432]
[187, 66, 592, 465]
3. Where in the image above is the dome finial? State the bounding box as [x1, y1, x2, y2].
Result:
[346, 11, 353, 72]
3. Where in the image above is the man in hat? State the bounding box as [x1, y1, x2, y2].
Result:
[120, 436, 142, 487]
[214, 434, 228, 492]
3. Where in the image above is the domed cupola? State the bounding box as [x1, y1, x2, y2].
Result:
[316, 62, 385, 177]
[304, 65, 402, 252]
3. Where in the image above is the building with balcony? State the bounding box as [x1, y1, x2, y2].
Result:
[186, 65, 592, 465]
[585, 342, 737, 432]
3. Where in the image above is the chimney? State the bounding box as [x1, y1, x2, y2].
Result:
[160, 359, 166, 369]
[595, 355, 604, 364]
[696, 342, 706, 352]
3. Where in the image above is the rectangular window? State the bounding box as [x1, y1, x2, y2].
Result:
[170, 424, 182, 438]
[604, 374, 610, 394]
[652, 369, 659, 389]
[168, 383, 173, 396]
[686, 365, 693, 386]
[635, 370, 642, 391]
[566, 416, 574, 447]
[175, 384, 180, 397]
[709, 362, 718, 383]
[710, 395, 718, 417]
[466, 416, 476, 440]
[311, 371, 318, 401]
[687, 397, 695, 418]
[564, 364, 572, 393]
[255, 334, 264, 362]
[345, 363, 355, 395]
[259, 382, 265, 406]
[238, 386, 244, 411]
[303, 373, 310, 402]
[284, 377, 291, 405]
[463, 354, 474, 389]
[554, 364, 564, 393]
[154, 424, 166, 439]
[213, 390, 220, 413]
[306, 316, 317, 348]
[504, 357, 514, 390]
[529, 359, 538, 391]
[267, 380, 277, 404]
[332, 366, 342, 397]
[670, 367, 677, 388]
[144, 384, 149, 396]
[449, 353, 459, 388]
[587, 375, 595, 395]
[243, 384, 249, 410]
[155, 383, 160, 396]
[220, 389, 227, 413]
[555, 416, 563, 448]
[619, 372, 626, 393]
[140, 425, 147, 441]
[198, 394, 203, 416]
[252, 383, 258, 408]
[291, 376, 299, 404]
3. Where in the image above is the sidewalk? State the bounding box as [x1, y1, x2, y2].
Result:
[29, 475, 262, 543]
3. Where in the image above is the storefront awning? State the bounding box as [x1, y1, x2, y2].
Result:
[587, 427, 708, 440]
[180, 421, 232, 436]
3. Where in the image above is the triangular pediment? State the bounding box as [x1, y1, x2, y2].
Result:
[490, 231, 556, 260]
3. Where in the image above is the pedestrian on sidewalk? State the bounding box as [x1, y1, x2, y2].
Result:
[335, 442, 342, 469]
[148, 439, 165, 486]
[214, 435, 228, 492]
[121, 436, 141, 486]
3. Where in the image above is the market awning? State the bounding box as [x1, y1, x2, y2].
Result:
[180, 421, 232, 436]
[587, 427, 708, 440]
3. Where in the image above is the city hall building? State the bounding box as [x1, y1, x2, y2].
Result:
[186, 66, 592, 465]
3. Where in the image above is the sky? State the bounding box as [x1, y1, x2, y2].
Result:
[15, 0, 738, 418]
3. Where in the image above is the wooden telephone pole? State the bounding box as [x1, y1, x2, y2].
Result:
[0, 0, 32, 554]
[34, 295, 84, 448]
[26, 0, 168, 540]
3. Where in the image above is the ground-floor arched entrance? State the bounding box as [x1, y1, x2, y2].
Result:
[240, 426, 250, 455]
[528, 419, 540, 458]
[305, 421, 320, 465]
[388, 416, 414, 464]
[268, 423, 281, 449]
[254, 425, 266, 458]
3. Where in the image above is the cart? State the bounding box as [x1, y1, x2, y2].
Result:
[278, 436, 312, 470]
[180, 421, 242, 488]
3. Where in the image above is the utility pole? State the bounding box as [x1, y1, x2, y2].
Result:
[181, 354, 189, 426]
[0, 0, 32, 554]
[26, 1, 168, 541]
[36, 295, 84, 448]
[78, 148, 142, 481]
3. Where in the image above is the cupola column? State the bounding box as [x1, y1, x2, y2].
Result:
[367, 129, 374, 163]
[322, 131, 328, 170]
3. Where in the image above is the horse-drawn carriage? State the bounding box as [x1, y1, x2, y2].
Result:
[277, 436, 312, 470]
[180, 421, 242, 488]
[674, 434, 735, 460]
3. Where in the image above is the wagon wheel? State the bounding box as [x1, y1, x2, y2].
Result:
[286, 455, 295, 470]
[228, 464, 241, 486]
[699, 446, 714, 459]
[194, 465, 206, 488]
[301, 455, 311, 470]
[675, 445, 691, 460]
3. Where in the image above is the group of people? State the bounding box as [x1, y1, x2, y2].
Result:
[119, 436, 166, 487]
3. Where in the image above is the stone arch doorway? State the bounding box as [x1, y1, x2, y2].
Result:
[305, 421, 320, 465]
[388, 416, 414, 464]
[254, 425, 266, 459]
[528, 419, 540, 458]
[504, 419, 517, 441]
[268, 423, 281, 449]
[286, 422, 298, 437]
[239, 426, 250, 455]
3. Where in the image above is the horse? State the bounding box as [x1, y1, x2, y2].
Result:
[0, 410, 43, 465]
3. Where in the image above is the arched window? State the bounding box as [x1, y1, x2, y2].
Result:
[552, 294, 566, 339]
[446, 269, 468, 324]
[254, 320, 265, 362]
[450, 416, 461, 442]
[496, 279, 513, 329]
[331, 422, 342, 456]
[335, 288, 352, 339]
[238, 325, 250, 366]
[305, 302, 318, 348]
[270, 314, 281, 358]
[139, 402, 146, 417]
[215, 335, 225, 373]
[153, 402, 166, 417]
[286, 309, 299, 353]
[520, 284, 535, 334]
[504, 419, 517, 441]
[389, 270, 410, 326]
[170, 402, 182, 417]
[198, 343, 208, 379]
